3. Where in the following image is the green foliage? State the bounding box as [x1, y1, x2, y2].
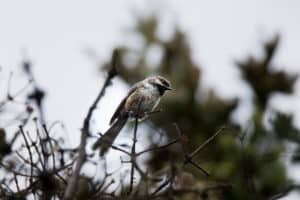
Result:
[101, 15, 299, 199]
[237, 35, 297, 109]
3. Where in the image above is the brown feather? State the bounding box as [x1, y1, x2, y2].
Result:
[109, 83, 141, 125]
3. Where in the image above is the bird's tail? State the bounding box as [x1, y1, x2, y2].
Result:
[92, 115, 128, 156]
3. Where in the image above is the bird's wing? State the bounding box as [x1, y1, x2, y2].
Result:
[109, 83, 140, 125]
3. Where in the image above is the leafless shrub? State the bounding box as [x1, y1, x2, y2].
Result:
[0, 50, 231, 200]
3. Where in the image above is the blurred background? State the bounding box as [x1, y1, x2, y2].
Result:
[1, 0, 300, 199]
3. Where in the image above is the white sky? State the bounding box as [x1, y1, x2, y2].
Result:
[0, 0, 300, 199]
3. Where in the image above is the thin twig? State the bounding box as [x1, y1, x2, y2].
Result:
[136, 139, 179, 157]
[19, 126, 34, 185]
[0, 162, 36, 178]
[128, 101, 141, 195]
[188, 160, 210, 176]
[64, 49, 119, 200]
[188, 126, 226, 160]
[26, 131, 45, 170]
[15, 151, 41, 173]
[42, 125, 56, 170]
[111, 145, 131, 155]
[13, 174, 20, 193]
[174, 123, 210, 176]
[151, 176, 171, 196]
[22, 60, 46, 124]
[35, 121, 48, 170]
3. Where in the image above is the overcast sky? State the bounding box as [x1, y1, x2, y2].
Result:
[0, 1, 300, 199]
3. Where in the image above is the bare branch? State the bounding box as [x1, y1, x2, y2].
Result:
[136, 139, 179, 157]
[64, 49, 119, 200]
[188, 126, 226, 160]
[19, 126, 34, 185]
[128, 100, 142, 195]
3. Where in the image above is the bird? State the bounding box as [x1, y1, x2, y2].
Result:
[92, 75, 172, 156]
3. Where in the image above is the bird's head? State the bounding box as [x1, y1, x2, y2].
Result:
[147, 76, 172, 95]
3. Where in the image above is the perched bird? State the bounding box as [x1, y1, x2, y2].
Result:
[92, 75, 172, 156]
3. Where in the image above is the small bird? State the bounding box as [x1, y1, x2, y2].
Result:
[92, 75, 172, 156]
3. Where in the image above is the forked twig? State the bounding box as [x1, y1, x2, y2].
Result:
[174, 124, 226, 177]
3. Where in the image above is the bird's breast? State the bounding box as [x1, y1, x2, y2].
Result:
[125, 87, 160, 118]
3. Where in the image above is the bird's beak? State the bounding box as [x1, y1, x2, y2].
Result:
[164, 86, 172, 91]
